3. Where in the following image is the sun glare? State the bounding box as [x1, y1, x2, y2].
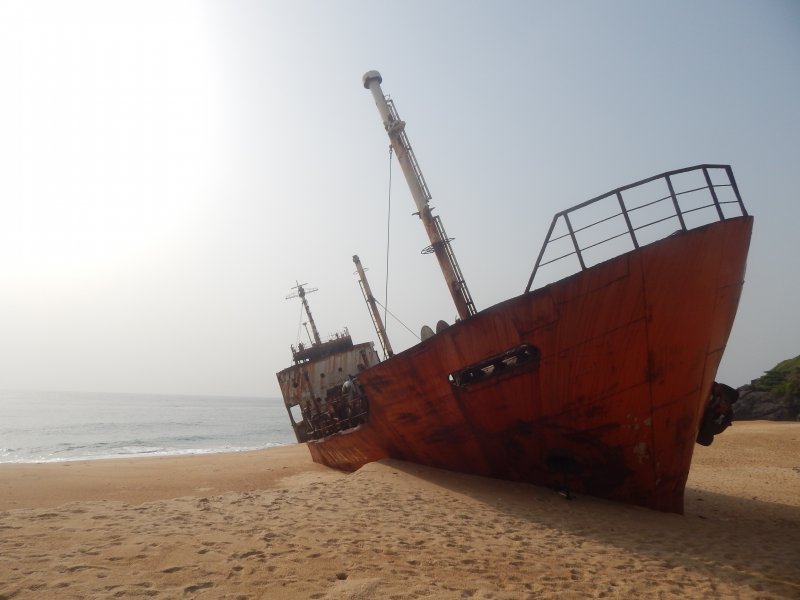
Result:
[0, 1, 225, 280]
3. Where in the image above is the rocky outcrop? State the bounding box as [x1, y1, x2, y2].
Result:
[733, 385, 800, 421]
[732, 355, 800, 421]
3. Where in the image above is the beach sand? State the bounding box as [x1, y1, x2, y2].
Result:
[1, 422, 798, 599]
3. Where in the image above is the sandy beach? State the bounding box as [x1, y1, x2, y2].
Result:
[1, 422, 798, 599]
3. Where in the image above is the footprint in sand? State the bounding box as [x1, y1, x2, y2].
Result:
[161, 566, 183, 573]
[235, 549, 266, 560]
[184, 582, 214, 594]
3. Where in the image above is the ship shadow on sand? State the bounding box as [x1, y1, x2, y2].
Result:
[374, 459, 799, 598]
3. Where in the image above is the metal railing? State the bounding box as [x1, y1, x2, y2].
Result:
[525, 164, 748, 292]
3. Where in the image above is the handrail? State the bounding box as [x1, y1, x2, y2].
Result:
[525, 164, 748, 292]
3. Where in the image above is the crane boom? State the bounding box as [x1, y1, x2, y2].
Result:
[353, 255, 393, 358]
[362, 70, 476, 320]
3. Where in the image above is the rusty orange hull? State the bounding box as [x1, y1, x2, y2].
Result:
[303, 216, 752, 513]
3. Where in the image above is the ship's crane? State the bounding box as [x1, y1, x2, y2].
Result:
[363, 70, 477, 321]
[286, 282, 322, 346]
[353, 255, 394, 358]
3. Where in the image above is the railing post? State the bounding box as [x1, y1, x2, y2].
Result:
[702, 167, 725, 221]
[665, 174, 687, 231]
[525, 214, 559, 293]
[616, 191, 639, 249]
[564, 213, 586, 270]
[726, 166, 749, 216]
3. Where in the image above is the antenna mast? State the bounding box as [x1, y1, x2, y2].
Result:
[362, 70, 477, 320]
[353, 255, 394, 358]
[286, 282, 322, 345]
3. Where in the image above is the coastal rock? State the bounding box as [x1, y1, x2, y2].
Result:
[732, 354, 800, 421]
[733, 385, 800, 421]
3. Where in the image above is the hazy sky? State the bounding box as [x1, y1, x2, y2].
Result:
[1, 1, 798, 397]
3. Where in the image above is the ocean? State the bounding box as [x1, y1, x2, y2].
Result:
[0, 390, 295, 464]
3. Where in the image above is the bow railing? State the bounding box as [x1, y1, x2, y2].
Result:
[525, 164, 748, 292]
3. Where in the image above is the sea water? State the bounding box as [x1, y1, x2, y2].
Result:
[0, 390, 295, 463]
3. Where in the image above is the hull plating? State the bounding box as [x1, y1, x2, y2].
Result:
[302, 216, 753, 513]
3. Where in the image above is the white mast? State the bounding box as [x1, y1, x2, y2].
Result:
[353, 255, 394, 358]
[362, 70, 476, 321]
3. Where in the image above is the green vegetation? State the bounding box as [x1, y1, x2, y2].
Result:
[752, 355, 800, 397]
